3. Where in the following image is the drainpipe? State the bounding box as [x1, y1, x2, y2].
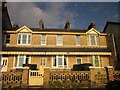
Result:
[112, 34, 117, 61]
[105, 67, 109, 82]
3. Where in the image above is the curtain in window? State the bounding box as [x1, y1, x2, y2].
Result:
[53, 56, 56, 66]
[91, 36, 95, 45]
[76, 35, 80, 45]
[89, 56, 93, 65]
[42, 35, 46, 45]
[19, 55, 24, 67]
[22, 35, 27, 44]
[95, 56, 99, 67]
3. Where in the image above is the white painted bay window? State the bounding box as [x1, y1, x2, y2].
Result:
[14, 55, 31, 68]
[52, 55, 68, 68]
[89, 55, 102, 67]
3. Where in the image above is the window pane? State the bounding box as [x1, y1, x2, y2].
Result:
[91, 36, 95, 45]
[76, 35, 80, 45]
[43, 59, 46, 66]
[2, 60, 5, 66]
[42, 35, 46, 45]
[100, 56, 102, 67]
[15, 55, 18, 67]
[53, 56, 56, 66]
[96, 36, 99, 45]
[89, 56, 93, 65]
[40, 59, 42, 65]
[95, 56, 99, 67]
[22, 35, 27, 44]
[28, 35, 31, 44]
[57, 35, 63, 45]
[77, 58, 81, 64]
[18, 35, 21, 44]
[64, 56, 67, 66]
[19, 55, 24, 67]
[26, 55, 29, 64]
[58, 56, 62, 66]
[6, 34, 10, 44]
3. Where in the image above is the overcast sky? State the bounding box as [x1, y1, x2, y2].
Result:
[6, 2, 119, 31]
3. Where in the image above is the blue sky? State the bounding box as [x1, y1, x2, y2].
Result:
[7, 2, 119, 31]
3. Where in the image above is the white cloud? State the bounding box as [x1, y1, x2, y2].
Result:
[7, 2, 76, 28]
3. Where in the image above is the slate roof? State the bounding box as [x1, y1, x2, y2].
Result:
[2, 47, 111, 52]
[30, 28, 88, 33]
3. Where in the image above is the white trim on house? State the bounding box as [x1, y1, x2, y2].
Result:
[40, 57, 47, 67]
[86, 28, 101, 35]
[88, 55, 102, 67]
[13, 55, 31, 68]
[87, 35, 99, 46]
[76, 35, 80, 46]
[52, 55, 68, 68]
[1, 52, 112, 56]
[41, 34, 47, 45]
[76, 57, 82, 64]
[1, 57, 8, 72]
[17, 33, 31, 45]
[57, 35, 63, 46]
[16, 25, 33, 33]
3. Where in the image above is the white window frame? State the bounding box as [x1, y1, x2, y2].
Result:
[89, 55, 102, 67]
[57, 35, 63, 46]
[13, 55, 31, 68]
[76, 57, 82, 64]
[52, 55, 68, 68]
[41, 35, 46, 45]
[1, 57, 8, 67]
[5, 34, 10, 45]
[76, 35, 80, 46]
[17, 33, 31, 45]
[87, 35, 99, 46]
[40, 57, 47, 66]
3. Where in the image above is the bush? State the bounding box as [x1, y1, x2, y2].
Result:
[105, 80, 120, 90]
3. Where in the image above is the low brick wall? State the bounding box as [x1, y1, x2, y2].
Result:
[2, 67, 29, 88]
[43, 68, 90, 88]
[113, 70, 120, 80]
[2, 66, 120, 88]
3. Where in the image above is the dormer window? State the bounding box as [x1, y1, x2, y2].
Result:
[87, 35, 99, 46]
[17, 33, 31, 45]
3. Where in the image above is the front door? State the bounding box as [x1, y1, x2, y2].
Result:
[1, 57, 8, 72]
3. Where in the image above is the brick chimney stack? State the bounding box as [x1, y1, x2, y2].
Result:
[87, 21, 96, 30]
[39, 19, 44, 29]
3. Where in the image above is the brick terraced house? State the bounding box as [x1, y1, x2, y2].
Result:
[1, 20, 118, 88]
[1, 21, 112, 71]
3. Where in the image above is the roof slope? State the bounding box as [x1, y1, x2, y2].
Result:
[2, 47, 111, 52]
